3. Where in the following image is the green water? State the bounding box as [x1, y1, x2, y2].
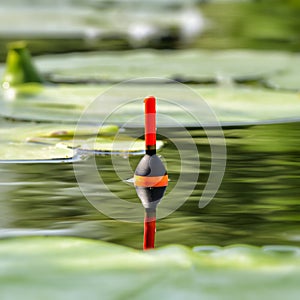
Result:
[1, 121, 299, 249]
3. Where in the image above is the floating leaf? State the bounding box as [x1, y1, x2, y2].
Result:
[22, 123, 159, 153]
[0, 85, 100, 122]
[0, 143, 75, 163]
[0, 122, 75, 163]
[60, 137, 164, 154]
[1, 237, 300, 300]
[1, 84, 300, 126]
[37, 124, 119, 139]
[34, 49, 290, 83]
[0, 122, 163, 162]
[0, 122, 84, 143]
[264, 55, 300, 91]
[198, 86, 300, 126]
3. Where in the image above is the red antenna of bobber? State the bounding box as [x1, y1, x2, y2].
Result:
[134, 96, 168, 250]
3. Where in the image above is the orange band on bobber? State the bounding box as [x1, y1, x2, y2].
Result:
[134, 174, 168, 188]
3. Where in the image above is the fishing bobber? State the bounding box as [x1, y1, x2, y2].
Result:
[134, 154, 168, 210]
[134, 96, 168, 250]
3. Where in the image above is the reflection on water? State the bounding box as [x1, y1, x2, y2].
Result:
[0, 122, 300, 249]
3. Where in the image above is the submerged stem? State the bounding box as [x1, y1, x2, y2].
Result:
[143, 208, 156, 250]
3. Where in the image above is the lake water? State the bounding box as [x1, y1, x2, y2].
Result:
[1, 121, 299, 249]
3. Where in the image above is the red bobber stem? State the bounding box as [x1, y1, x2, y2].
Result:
[144, 96, 156, 155]
[134, 96, 168, 250]
[143, 209, 156, 250]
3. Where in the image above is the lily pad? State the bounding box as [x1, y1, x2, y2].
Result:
[1, 237, 300, 300]
[34, 49, 290, 83]
[0, 85, 100, 122]
[0, 122, 163, 162]
[1, 84, 300, 126]
[199, 86, 300, 126]
[264, 55, 300, 91]
[60, 137, 164, 154]
[0, 143, 75, 163]
[0, 122, 75, 163]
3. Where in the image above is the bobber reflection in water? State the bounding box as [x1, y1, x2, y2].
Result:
[134, 96, 168, 250]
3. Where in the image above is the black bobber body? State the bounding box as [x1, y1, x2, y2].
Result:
[134, 154, 168, 210]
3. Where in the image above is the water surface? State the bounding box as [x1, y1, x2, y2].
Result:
[0, 121, 299, 249]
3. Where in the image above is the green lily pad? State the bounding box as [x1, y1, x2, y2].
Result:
[0, 122, 163, 162]
[0, 85, 100, 122]
[21, 123, 163, 153]
[0, 122, 91, 143]
[0, 122, 75, 163]
[34, 49, 289, 83]
[264, 55, 300, 91]
[35, 124, 119, 139]
[1, 84, 300, 126]
[1, 237, 300, 300]
[60, 137, 164, 154]
[199, 86, 300, 126]
[0, 143, 75, 163]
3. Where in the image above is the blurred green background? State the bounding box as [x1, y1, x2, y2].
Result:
[1, 0, 300, 62]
